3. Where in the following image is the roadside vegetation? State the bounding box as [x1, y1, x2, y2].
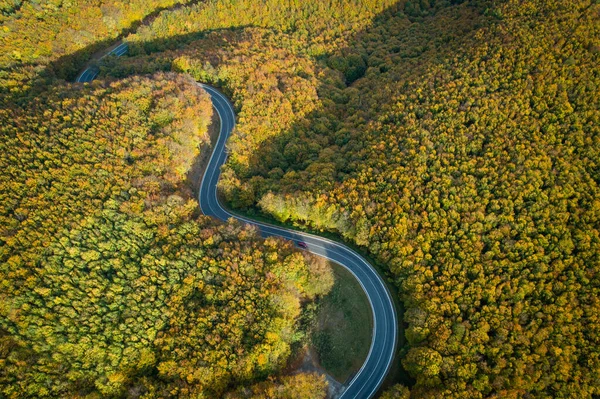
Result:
[311, 263, 373, 383]
[0, 73, 333, 397]
[1, 0, 599, 398]
[110, 0, 599, 397]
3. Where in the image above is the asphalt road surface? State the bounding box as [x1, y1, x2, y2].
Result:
[76, 43, 128, 82]
[198, 84, 397, 399]
[77, 47, 398, 399]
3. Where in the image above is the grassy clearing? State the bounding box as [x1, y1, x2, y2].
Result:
[218, 202, 410, 387]
[311, 262, 373, 383]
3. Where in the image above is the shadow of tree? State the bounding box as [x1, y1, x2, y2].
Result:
[4, 0, 498, 393]
[0, 0, 208, 107]
[243, 2, 492, 188]
[48, 0, 210, 81]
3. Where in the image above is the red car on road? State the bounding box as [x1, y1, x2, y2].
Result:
[297, 241, 308, 249]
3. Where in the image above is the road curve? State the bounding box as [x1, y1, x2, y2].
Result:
[199, 84, 398, 399]
[77, 46, 398, 399]
[76, 42, 129, 83]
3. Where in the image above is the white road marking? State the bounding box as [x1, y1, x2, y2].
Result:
[200, 84, 398, 399]
[74, 51, 397, 399]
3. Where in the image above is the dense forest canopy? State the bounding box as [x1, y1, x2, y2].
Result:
[0, 73, 332, 397]
[102, 0, 599, 397]
[0, 0, 194, 100]
[228, 1, 600, 397]
[1, 0, 599, 398]
[0, 0, 191, 68]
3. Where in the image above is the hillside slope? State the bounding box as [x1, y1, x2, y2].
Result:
[115, 1, 600, 398]
[0, 73, 332, 398]
[1, 0, 598, 397]
[250, 1, 600, 397]
[93, 0, 599, 396]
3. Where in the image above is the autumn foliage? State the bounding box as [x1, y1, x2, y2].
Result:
[1, 0, 599, 398]
[0, 73, 332, 398]
[109, 0, 600, 397]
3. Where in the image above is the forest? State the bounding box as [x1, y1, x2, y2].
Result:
[1, 0, 599, 398]
[0, 0, 194, 74]
[0, 72, 332, 397]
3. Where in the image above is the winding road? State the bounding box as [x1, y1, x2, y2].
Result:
[77, 44, 398, 399]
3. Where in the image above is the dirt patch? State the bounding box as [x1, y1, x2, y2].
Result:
[289, 346, 345, 399]
[284, 262, 373, 397]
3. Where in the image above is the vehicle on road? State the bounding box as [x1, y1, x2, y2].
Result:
[297, 241, 308, 249]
